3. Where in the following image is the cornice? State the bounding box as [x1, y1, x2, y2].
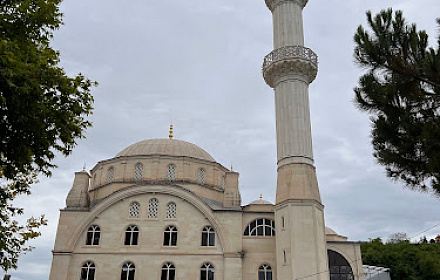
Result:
[264, 0, 308, 11]
[262, 46, 318, 87]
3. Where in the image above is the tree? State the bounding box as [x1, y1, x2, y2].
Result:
[353, 9, 440, 195]
[0, 0, 96, 271]
[388, 232, 409, 244]
[361, 238, 440, 280]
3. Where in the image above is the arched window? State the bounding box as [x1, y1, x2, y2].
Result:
[243, 218, 275, 237]
[328, 250, 354, 280]
[129, 202, 140, 218]
[124, 225, 139, 246]
[161, 262, 175, 280]
[258, 264, 272, 280]
[198, 168, 205, 185]
[200, 262, 214, 280]
[148, 198, 158, 218]
[121, 262, 135, 280]
[167, 164, 176, 181]
[201, 226, 215, 246]
[221, 175, 225, 189]
[86, 225, 100, 246]
[163, 226, 178, 246]
[80, 261, 95, 280]
[166, 202, 176, 219]
[134, 163, 143, 181]
[108, 167, 115, 183]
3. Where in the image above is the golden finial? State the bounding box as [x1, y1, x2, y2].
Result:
[169, 124, 174, 139]
[260, 194, 263, 200]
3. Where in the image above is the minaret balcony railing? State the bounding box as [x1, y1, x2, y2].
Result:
[263, 46, 318, 70]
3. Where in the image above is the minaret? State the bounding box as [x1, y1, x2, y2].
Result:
[262, 1, 329, 280]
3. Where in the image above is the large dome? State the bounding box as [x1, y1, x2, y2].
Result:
[115, 138, 215, 162]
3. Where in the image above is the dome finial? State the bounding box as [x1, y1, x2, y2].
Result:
[169, 124, 174, 139]
[260, 194, 263, 200]
[82, 163, 86, 171]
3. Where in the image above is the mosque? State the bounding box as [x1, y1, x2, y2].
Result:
[49, 1, 364, 280]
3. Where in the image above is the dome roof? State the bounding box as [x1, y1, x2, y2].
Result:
[248, 198, 273, 205]
[115, 139, 215, 162]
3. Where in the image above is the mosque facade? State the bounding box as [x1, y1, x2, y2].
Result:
[49, 1, 364, 280]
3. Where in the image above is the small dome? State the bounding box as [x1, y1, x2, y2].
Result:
[116, 139, 215, 162]
[248, 198, 273, 205]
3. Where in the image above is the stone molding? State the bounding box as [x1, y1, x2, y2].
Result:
[264, 0, 308, 11]
[263, 46, 318, 87]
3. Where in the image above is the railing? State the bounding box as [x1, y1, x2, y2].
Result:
[263, 46, 318, 70]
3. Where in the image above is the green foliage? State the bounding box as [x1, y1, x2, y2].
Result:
[0, 0, 96, 271]
[354, 9, 440, 195]
[361, 238, 440, 280]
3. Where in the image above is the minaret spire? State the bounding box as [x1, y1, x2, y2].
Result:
[263, 0, 329, 279]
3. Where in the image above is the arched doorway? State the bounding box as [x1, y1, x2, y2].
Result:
[328, 250, 354, 280]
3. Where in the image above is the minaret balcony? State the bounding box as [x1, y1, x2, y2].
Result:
[262, 46, 318, 87]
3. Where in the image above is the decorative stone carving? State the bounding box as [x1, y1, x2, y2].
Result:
[263, 46, 318, 87]
[264, 0, 308, 11]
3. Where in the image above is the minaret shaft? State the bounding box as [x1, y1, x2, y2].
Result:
[273, 3, 305, 48]
[263, 1, 329, 280]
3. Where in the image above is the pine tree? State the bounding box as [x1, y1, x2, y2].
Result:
[354, 9, 440, 195]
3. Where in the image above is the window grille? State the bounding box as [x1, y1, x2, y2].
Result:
[198, 168, 205, 185]
[129, 202, 140, 218]
[167, 164, 176, 181]
[201, 226, 215, 246]
[163, 226, 178, 246]
[243, 218, 275, 237]
[86, 225, 100, 246]
[200, 262, 215, 280]
[108, 167, 115, 183]
[148, 198, 158, 218]
[161, 263, 176, 280]
[81, 261, 95, 280]
[121, 262, 135, 280]
[166, 202, 176, 219]
[124, 225, 139, 246]
[134, 163, 143, 181]
[258, 264, 272, 280]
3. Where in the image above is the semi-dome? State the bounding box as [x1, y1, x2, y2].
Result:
[115, 138, 215, 162]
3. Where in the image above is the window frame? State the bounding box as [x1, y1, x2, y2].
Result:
[128, 202, 140, 219]
[161, 262, 176, 280]
[121, 262, 135, 280]
[80, 261, 96, 280]
[167, 164, 176, 182]
[166, 202, 177, 219]
[148, 198, 159, 219]
[197, 168, 205, 185]
[258, 264, 273, 280]
[163, 225, 178, 246]
[86, 225, 101, 246]
[243, 218, 275, 237]
[200, 262, 215, 280]
[124, 225, 139, 246]
[134, 163, 143, 181]
[201, 226, 215, 247]
[108, 167, 115, 183]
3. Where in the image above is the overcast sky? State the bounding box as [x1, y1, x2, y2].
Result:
[6, 0, 440, 279]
